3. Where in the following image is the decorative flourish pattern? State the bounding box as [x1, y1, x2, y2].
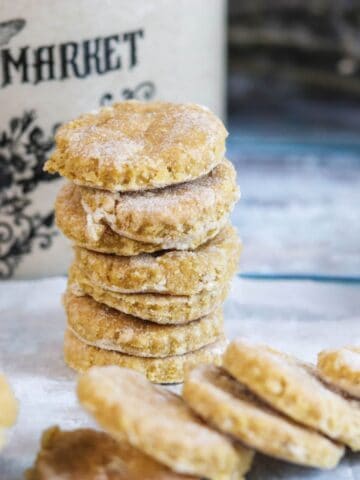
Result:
[0, 111, 59, 278]
[100, 81, 156, 106]
[1, 84, 156, 278]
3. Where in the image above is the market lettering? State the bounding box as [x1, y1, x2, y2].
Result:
[0, 29, 144, 88]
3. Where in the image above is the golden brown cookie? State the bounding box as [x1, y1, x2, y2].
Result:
[69, 265, 229, 324]
[318, 346, 360, 399]
[55, 183, 161, 256]
[223, 339, 360, 451]
[44, 101, 227, 192]
[65, 292, 224, 358]
[64, 330, 227, 384]
[79, 160, 239, 250]
[77, 366, 253, 479]
[0, 374, 18, 450]
[73, 224, 241, 295]
[26, 426, 200, 480]
[183, 365, 344, 469]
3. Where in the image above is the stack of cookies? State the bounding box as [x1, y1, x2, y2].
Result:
[45, 101, 241, 383]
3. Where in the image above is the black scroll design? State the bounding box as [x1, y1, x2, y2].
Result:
[100, 81, 156, 106]
[121, 81, 156, 101]
[0, 111, 59, 278]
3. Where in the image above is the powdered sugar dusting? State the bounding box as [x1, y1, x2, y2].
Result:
[69, 127, 145, 166]
[61, 102, 227, 168]
[81, 161, 237, 218]
[206, 337, 229, 356]
[340, 349, 360, 370]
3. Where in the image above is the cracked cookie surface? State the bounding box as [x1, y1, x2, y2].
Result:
[55, 184, 162, 256]
[45, 101, 227, 192]
[78, 160, 239, 250]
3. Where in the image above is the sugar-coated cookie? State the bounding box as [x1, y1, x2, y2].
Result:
[65, 292, 224, 358]
[183, 365, 344, 469]
[56, 184, 161, 256]
[0, 374, 18, 450]
[45, 101, 227, 192]
[26, 426, 201, 480]
[73, 224, 241, 295]
[318, 346, 360, 399]
[79, 160, 239, 250]
[68, 265, 229, 324]
[77, 366, 253, 479]
[223, 339, 360, 451]
[64, 330, 227, 384]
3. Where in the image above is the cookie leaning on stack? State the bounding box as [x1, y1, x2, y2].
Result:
[45, 101, 241, 383]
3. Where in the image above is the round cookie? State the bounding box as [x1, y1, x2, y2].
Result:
[65, 292, 224, 358]
[79, 160, 239, 250]
[183, 365, 344, 469]
[65, 330, 227, 384]
[318, 346, 360, 399]
[26, 426, 201, 480]
[223, 339, 360, 451]
[73, 224, 241, 295]
[44, 101, 227, 192]
[69, 265, 229, 324]
[55, 183, 162, 256]
[0, 374, 17, 429]
[0, 374, 18, 450]
[77, 366, 253, 479]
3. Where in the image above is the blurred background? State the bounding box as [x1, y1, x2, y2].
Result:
[228, 0, 360, 280]
[0, 0, 359, 280]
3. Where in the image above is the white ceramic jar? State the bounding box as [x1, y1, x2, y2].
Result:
[0, 0, 226, 279]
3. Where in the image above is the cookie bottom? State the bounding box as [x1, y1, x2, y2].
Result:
[64, 330, 227, 384]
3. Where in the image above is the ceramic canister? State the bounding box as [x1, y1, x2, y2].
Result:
[0, 0, 226, 279]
